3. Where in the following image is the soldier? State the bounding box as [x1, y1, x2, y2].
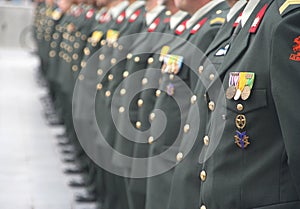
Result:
[192, 0, 300, 207]
[165, 0, 247, 208]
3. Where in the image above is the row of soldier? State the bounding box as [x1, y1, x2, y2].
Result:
[33, 0, 300, 208]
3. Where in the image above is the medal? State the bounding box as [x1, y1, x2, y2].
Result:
[234, 131, 250, 149]
[241, 85, 251, 100]
[166, 83, 175, 96]
[234, 72, 247, 100]
[226, 86, 236, 99]
[241, 72, 255, 100]
[226, 72, 239, 99]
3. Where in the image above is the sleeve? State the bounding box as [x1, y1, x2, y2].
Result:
[270, 8, 300, 196]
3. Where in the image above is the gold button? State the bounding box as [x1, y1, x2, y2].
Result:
[72, 53, 78, 60]
[99, 54, 105, 60]
[208, 101, 215, 111]
[149, 112, 155, 121]
[191, 95, 197, 104]
[111, 58, 117, 64]
[108, 74, 114, 81]
[216, 9, 222, 14]
[91, 42, 97, 47]
[127, 53, 132, 59]
[74, 42, 80, 48]
[101, 40, 106, 46]
[120, 88, 126, 95]
[123, 71, 129, 78]
[169, 74, 175, 80]
[148, 136, 154, 144]
[198, 66, 204, 74]
[137, 99, 143, 107]
[237, 103, 244, 111]
[113, 42, 118, 48]
[200, 205, 207, 209]
[148, 57, 154, 64]
[84, 47, 90, 55]
[81, 34, 87, 41]
[78, 74, 84, 81]
[87, 37, 92, 43]
[97, 69, 103, 75]
[105, 91, 111, 97]
[134, 56, 140, 62]
[203, 136, 209, 146]
[156, 90, 161, 97]
[142, 78, 148, 85]
[75, 31, 81, 37]
[49, 50, 56, 57]
[136, 121, 141, 129]
[97, 83, 103, 90]
[119, 106, 125, 113]
[165, 10, 172, 15]
[118, 45, 123, 51]
[176, 152, 183, 162]
[50, 42, 57, 48]
[59, 51, 63, 57]
[66, 57, 72, 63]
[184, 124, 190, 133]
[200, 170, 206, 181]
[72, 65, 78, 72]
[81, 61, 86, 68]
[209, 74, 215, 81]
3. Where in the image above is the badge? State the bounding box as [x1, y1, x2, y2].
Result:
[234, 131, 250, 149]
[226, 72, 239, 99]
[241, 72, 255, 100]
[91, 31, 103, 43]
[215, 43, 230, 56]
[129, 9, 141, 23]
[162, 54, 184, 74]
[86, 8, 95, 19]
[159, 46, 170, 62]
[116, 11, 125, 24]
[175, 19, 188, 35]
[190, 18, 207, 34]
[148, 17, 160, 32]
[290, 36, 300, 62]
[249, 4, 268, 33]
[106, 29, 119, 44]
[166, 83, 175, 96]
[235, 114, 246, 129]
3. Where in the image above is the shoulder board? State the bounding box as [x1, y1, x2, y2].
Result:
[210, 17, 225, 26]
[279, 0, 300, 16]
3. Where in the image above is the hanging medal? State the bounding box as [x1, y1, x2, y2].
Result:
[226, 72, 239, 99]
[234, 72, 247, 100]
[241, 72, 255, 100]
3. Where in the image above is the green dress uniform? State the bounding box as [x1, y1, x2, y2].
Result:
[165, 1, 247, 209]
[191, 0, 300, 207]
[137, 2, 229, 209]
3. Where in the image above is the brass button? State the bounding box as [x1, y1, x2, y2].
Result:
[91, 42, 97, 47]
[105, 91, 111, 97]
[97, 83, 103, 90]
[81, 34, 87, 41]
[97, 69, 103, 75]
[101, 40, 106, 46]
[84, 47, 90, 55]
[108, 74, 114, 81]
[78, 74, 84, 81]
[99, 54, 105, 60]
[200, 205, 207, 209]
[200, 170, 206, 181]
[118, 45, 123, 51]
[165, 10, 171, 16]
[203, 136, 209, 146]
[87, 37, 92, 43]
[148, 136, 154, 144]
[50, 42, 57, 48]
[184, 124, 190, 133]
[113, 42, 118, 48]
[127, 53, 132, 59]
[209, 74, 215, 81]
[75, 31, 81, 37]
[111, 58, 117, 64]
[216, 9, 222, 14]
[169, 74, 175, 80]
[72, 65, 78, 72]
[156, 90, 161, 97]
[149, 112, 155, 121]
[123, 71, 129, 78]
[176, 152, 183, 162]
[137, 99, 143, 107]
[208, 101, 215, 111]
[120, 88, 126, 95]
[119, 106, 125, 113]
[72, 53, 78, 60]
[74, 42, 80, 48]
[49, 50, 56, 57]
[142, 78, 148, 85]
[198, 66, 204, 74]
[134, 56, 140, 62]
[66, 57, 71, 63]
[81, 61, 87, 68]
[148, 57, 154, 64]
[191, 95, 197, 104]
[136, 121, 141, 129]
[237, 103, 244, 111]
